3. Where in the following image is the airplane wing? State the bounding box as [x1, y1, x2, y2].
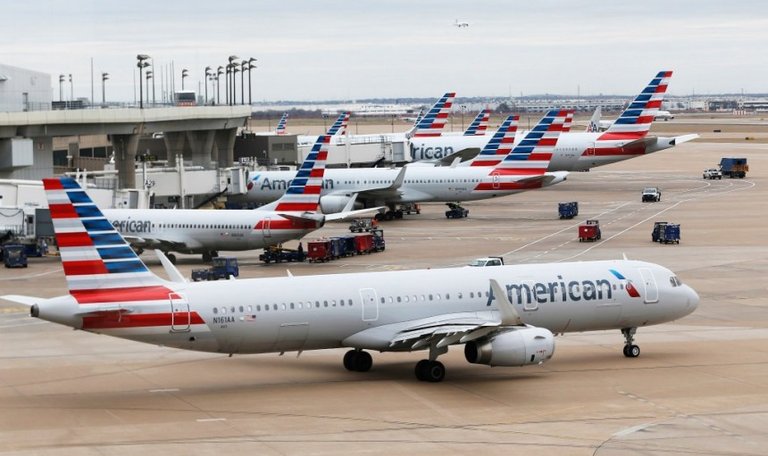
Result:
[122, 234, 200, 251]
[343, 279, 526, 351]
[324, 206, 385, 222]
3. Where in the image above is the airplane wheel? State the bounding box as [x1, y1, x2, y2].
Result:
[623, 345, 640, 358]
[166, 253, 177, 264]
[202, 252, 212, 262]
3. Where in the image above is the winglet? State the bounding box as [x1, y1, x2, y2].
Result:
[489, 279, 523, 326]
[155, 249, 187, 283]
[390, 165, 408, 189]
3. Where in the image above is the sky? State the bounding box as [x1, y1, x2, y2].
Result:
[2, 1, 767, 102]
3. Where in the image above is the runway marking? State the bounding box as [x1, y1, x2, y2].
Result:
[612, 423, 653, 437]
[149, 388, 180, 393]
[196, 417, 226, 422]
[0, 267, 63, 281]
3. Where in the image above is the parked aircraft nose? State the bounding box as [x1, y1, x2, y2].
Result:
[684, 285, 700, 314]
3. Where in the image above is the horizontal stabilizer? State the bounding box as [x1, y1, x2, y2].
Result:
[325, 206, 385, 222]
[0, 295, 41, 307]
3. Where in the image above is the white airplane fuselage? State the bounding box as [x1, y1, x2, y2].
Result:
[103, 208, 320, 254]
[244, 166, 566, 207]
[409, 131, 682, 171]
[33, 260, 698, 355]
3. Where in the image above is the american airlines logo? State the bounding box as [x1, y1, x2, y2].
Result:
[112, 220, 151, 233]
[410, 144, 454, 161]
[488, 270, 640, 307]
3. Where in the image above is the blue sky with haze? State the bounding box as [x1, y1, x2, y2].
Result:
[2, 1, 766, 102]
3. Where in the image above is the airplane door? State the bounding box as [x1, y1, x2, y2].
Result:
[262, 217, 272, 239]
[491, 171, 501, 190]
[169, 292, 191, 332]
[359, 288, 379, 322]
[639, 268, 659, 304]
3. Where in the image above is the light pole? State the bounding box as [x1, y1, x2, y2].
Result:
[136, 54, 150, 109]
[240, 61, 246, 105]
[204, 66, 211, 104]
[247, 57, 257, 106]
[58, 74, 65, 103]
[228, 55, 239, 105]
[216, 66, 223, 105]
[101, 72, 109, 105]
[233, 65, 240, 105]
[181, 68, 189, 90]
[68, 74, 73, 104]
[225, 64, 231, 105]
[146, 70, 153, 106]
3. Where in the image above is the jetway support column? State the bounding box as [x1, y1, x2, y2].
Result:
[186, 130, 216, 168]
[163, 132, 186, 168]
[214, 128, 237, 169]
[110, 133, 140, 189]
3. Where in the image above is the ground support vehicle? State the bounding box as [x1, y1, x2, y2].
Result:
[445, 202, 469, 219]
[468, 257, 504, 267]
[332, 236, 357, 257]
[401, 203, 421, 215]
[642, 187, 661, 202]
[191, 257, 239, 281]
[652, 222, 680, 244]
[558, 202, 579, 219]
[370, 229, 385, 252]
[578, 220, 601, 242]
[307, 239, 333, 263]
[2, 244, 27, 268]
[703, 168, 722, 179]
[259, 245, 307, 263]
[354, 233, 375, 254]
[719, 157, 749, 178]
[349, 218, 377, 233]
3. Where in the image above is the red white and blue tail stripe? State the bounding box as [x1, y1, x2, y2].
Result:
[272, 135, 329, 213]
[43, 177, 172, 304]
[601, 71, 672, 139]
[328, 111, 351, 136]
[561, 110, 575, 133]
[494, 109, 571, 175]
[463, 109, 491, 136]
[276, 113, 289, 135]
[412, 92, 456, 137]
[470, 115, 519, 167]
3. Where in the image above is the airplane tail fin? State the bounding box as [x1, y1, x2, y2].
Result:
[328, 111, 351, 136]
[470, 115, 519, 167]
[42, 177, 171, 303]
[602, 71, 672, 138]
[586, 106, 601, 132]
[276, 112, 289, 135]
[493, 109, 571, 174]
[259, 134, 330, 214]
[463, 109, 491, 136]
[411, 92, 456, 137]
[561, 110, 575, 133]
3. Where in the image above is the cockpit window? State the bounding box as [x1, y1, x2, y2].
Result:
[669, 276, 682, 287]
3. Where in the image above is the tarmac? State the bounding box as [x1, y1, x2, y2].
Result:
[1, 121, 767, 455]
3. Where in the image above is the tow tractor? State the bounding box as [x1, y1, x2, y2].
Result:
[578, 220, 602, 242]
[445, 202, 469, 219]
[191, 257, 239, 281]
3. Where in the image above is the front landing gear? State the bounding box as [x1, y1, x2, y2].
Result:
[343, 349, 372, 372]
[621, 327, 640, 358]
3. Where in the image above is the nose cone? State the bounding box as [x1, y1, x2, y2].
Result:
[685, 285, 700, 314]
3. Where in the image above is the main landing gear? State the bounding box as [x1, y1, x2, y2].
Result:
[622, 327, 640, 358]
[342, 345, 449, 382]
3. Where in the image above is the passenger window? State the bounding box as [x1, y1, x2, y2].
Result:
[273, 304, 277, 310]
[239, 306, 244, 313]
[248, 305, 252, 312]
[470, 292, 474, 298]
[332, 300, 336, 307]
[257, 305, 261, 311]
[428, 294, 433, 301]
[380, 297, 385, 304]
[397, 296, 402, 303]
[290, 303, 295, 309]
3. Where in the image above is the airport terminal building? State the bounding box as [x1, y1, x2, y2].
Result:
[0, 63, 51, 112]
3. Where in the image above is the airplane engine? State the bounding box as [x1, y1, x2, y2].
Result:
[464, 327, 555, 367]
[319, 195, 357, 214]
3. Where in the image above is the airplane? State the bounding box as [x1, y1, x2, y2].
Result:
[2, 175, 699, 382]
[454, 19, 469, 28]
[238, 110, 571, 219]
[407, 92, 456, 138]
[103, 125, 375, 263]
[275, 112, 289, 135]
[463, 109, 491, 136]
[590, 107, 673, 132]
[409, 71, 698, 171]
[296, 111, 351, 146]
[654, 110, 674, 121]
